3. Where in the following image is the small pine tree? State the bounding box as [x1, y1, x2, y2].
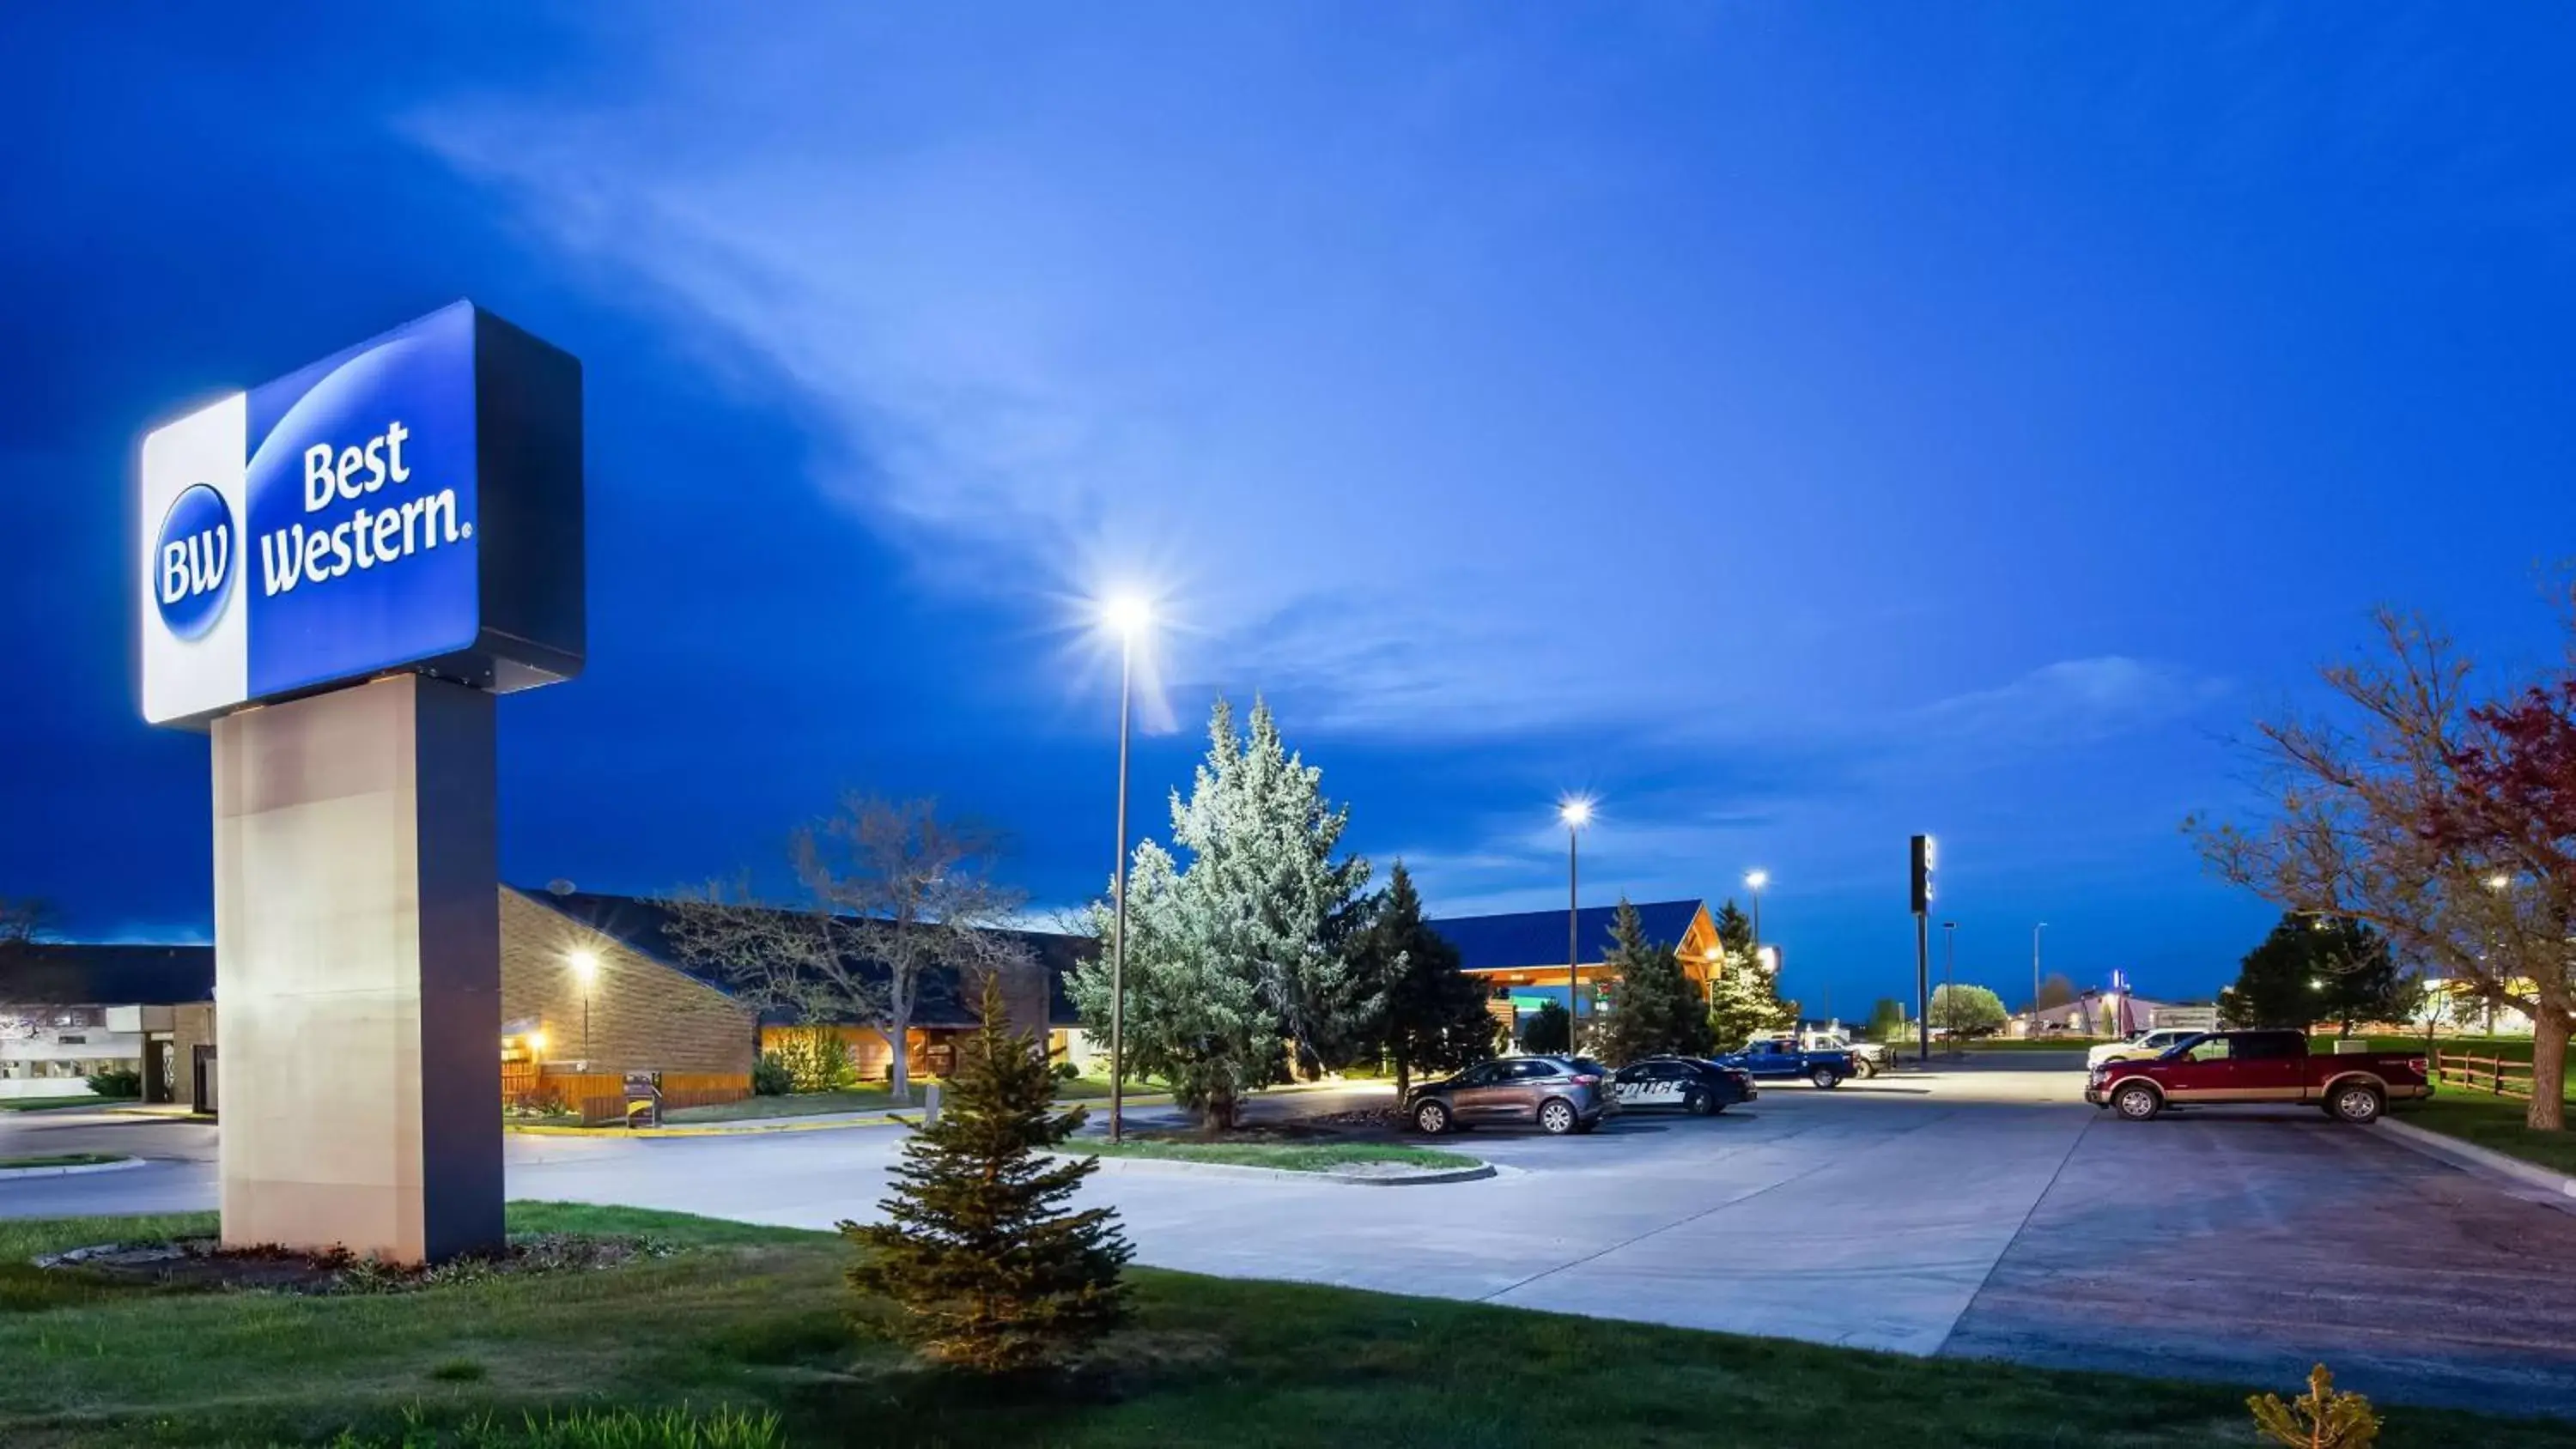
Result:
[2249, 1364, 2379, 1448]
[1595, 898, 1712, 1064]
[1708, 944, 1798, 1052]
[844, 976, 1133, 1371]
[1522, 999, 1572, 1053]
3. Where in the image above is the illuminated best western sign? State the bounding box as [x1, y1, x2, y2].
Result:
[139, 301, 583, 725]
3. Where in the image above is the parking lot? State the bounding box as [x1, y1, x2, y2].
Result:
[11, 1064, 2576, 1416]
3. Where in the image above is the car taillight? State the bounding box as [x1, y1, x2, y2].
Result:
[1571, 1074, 1601, 1086]
[2409, 1057, 2427, 1076]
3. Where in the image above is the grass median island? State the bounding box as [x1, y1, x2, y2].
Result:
[0, 1154, 123, 1171]
[1075, 1138, 1477, 1173]
[660, 1088, 896, 1124]
[3, 1205, 2568, 1446]
[0, 1096, 112, 1113]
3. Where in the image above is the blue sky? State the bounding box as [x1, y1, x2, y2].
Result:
[7, 4, 2576, 1016]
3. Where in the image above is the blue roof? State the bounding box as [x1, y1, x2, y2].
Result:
[1427, 900, 1707, 973]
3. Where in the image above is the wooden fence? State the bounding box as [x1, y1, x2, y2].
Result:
[2431, 1049, 2534, 1100]
[513, 1070, 751, 1125]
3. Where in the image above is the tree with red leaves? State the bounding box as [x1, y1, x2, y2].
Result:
[2193, 609, 2576, 1130]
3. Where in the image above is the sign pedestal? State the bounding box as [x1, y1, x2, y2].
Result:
[211, 673, 502, 1263]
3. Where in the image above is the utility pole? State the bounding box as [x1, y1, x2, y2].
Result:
[1911, 834, 1935, 1065]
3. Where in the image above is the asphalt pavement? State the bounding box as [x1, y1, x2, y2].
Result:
[10, 1069, 2576, 1417]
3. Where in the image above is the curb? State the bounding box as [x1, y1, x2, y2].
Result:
[2375, 1117, 2576, 1209]
[0, 1156, 146, 1181]
[506, 1094, 1180, 1139]
[1047, 1150, 1494, 1187]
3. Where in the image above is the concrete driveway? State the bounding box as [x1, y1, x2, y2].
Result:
[12, 1071, 2576, 1417]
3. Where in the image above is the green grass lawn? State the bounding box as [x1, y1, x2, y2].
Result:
[2403, 1094, 2576, 1177]
[1077, 1139, 1477, 1173]
[1052, 1073, 1165, 1101]
[660, 1088, 897, 1124]
[0, 1096, 112, 1113]
[4, 1203, 2565, 1447]
[0, 1154, 124, 1171]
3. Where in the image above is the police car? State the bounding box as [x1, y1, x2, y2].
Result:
[1607, 1057, 1756, 1116]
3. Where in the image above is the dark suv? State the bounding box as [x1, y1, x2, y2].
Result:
[1407, 1055, 1609, 1136]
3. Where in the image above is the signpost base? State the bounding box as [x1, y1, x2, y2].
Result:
[211, 673, 503, 1264]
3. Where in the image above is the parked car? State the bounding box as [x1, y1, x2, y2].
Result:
[1716, 1037, 1855, 1088]
[2085, 1028, 2204, 1071]
[1609, 1057, 1756, 1115]
[2084, 1029, 2432, 1124]
[1758, 1030, 1886, 1079]
[1407, 1054, 1611, 1136]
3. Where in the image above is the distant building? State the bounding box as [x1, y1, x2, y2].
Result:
[2015, 988, 2178, 1038]
[530, 887, 1091, 1082]
[0, 943, 214, 1103]
[8, 884, 1095, 1119]
[1427, 900, 1727, 1041]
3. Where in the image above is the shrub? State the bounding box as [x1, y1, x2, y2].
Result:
[83, 1068, 142, 1099]
[846, 975, 1131, 1371]
[766, 1027, 857, 1093]
[2250, 1363, 2379, 1448]
[750, 1052, 795, 1097]
[1053, 1060, 1081, 1082]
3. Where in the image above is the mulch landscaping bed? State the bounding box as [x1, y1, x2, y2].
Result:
[32, 1232, 672, 1295]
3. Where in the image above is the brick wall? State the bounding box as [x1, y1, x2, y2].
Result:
[501, 889, 756, 1076]
[173, 1002, 216, 1110]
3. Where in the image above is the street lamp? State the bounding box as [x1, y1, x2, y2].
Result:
[2032, 922, 2047, 1026]
[567, 948, 598, 1067]
[1559, 797, 1593, 1039]
[1102, 594, 1152, 1143]
[1744, 869, 1770, 955]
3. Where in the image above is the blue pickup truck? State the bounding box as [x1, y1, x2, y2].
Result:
[1716, 1037, 1856, 1088]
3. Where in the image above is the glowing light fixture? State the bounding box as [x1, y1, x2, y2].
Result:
[1558, 796, 1594, 828]
[1102, 594, 1153, 639]
[568, 948, 599, 985]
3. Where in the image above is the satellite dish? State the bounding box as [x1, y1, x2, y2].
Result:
[546, 879, 576, 897]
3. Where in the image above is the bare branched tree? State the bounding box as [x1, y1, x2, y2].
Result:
[2190, 609, 2576, 1128]
[662, 796, 1030, 1105]
[0, 898, 62, 1003]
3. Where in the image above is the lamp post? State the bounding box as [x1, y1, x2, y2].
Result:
[1103, 595, 1151, 1143]
[567, 948, 598, 1067]
[1559, 797, 1592, 1040]
[2032, 922, 2047, 1028]
[1744, 869, 1769, 956]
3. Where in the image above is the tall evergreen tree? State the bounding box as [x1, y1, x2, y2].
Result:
[1595, 898, 1712, 1063]
[1354, 861, 1497, 1100]
[1708, 969, 1796, 1051]
[1068, 696, 1372, 1130]
[846, 976, 1132, 1372]
[1713, 899, 1755, 956]
[2221, 912, 2417, 1035]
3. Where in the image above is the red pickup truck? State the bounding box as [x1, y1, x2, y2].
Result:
[2084, 1029, 2430, 1125]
